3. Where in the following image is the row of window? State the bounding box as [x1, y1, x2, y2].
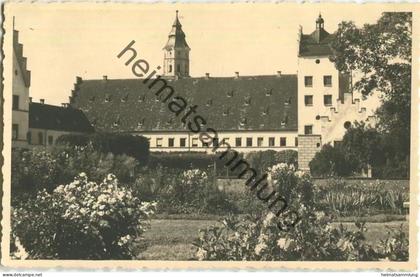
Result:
[12, 125, 56, 146]
[154, 136, 298, 148]
[304, 95, 333, 106]
[304, 75, 332, 87]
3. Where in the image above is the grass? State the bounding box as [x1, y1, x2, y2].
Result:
[138, 217, 408, 260]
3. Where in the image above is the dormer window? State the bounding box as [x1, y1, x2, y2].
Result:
[223, 108, 230, 116]
[206, 99, 213, 106]
[105, 95, 111, 102]
[285, 97, 292, 105]
[113, 118, 120, 127]
[121, 94, 128, 102]
[265, 89, 273, 96]
[239, 118, 247, 127]
[227, 90, 234, 98]
[244, 96, 251, 106]
[281, 116, 289, 126]
[262, 107, 269, 116]
[138, 95, 145, 102]
[137, 119, 145, 127]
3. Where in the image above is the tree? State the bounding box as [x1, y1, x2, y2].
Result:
[341, 122, 385, 174]
[330, 12, 411, 178]
[309, 144, 355, 178]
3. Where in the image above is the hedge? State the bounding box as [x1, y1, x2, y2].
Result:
[56, 133, 149, 164]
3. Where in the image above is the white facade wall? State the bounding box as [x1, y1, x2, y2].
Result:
[28, 128, 84, 150]
[297, 56, 340, 135]
[12, 50, 29, 148]
[136, 130, 298, 153]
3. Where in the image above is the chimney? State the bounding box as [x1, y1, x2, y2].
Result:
[40, 99, 45, 104]
[76, 76, 82, 84]
[103, 75, 108, 81]
[277, 71, 282, 77]
[205, 73, 210, 79]
[234, 72, 239, 79]
[29, 97, 32, 103]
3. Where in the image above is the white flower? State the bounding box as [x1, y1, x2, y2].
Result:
[255, 242, 267, 255]
[196, 248, 208, 260]
[277, 238, 287, 248]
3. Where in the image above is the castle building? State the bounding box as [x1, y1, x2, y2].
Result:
[12, 13, 376, 171]
[11, 28, 93, 150]
[69, 12, 376, 170]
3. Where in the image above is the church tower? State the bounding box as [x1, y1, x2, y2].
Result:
[163, 10, 190, 78]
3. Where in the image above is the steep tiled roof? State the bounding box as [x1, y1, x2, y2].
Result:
[29, 103, 94, 133]
[70, 75, 298, 132]
[13, 30, 31, 87]
[163, 11, 190, 50]
[299, 15, 335, 57]
[299, 31, 335, 57]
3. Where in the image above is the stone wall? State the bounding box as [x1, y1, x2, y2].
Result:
[298, 135, 321, 171]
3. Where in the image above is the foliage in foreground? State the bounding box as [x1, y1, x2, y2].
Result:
[194, 164, 409, 261]
[316, 179, 408, 216]
[12, 173, 156, 259]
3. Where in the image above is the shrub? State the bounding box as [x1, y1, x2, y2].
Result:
[246, 150, 298, 175]
[56, 133, 149, 165]
[315, 179, 408, 216]
[12, 173, 156, 259]
[53, 145, 139, 184]
[11, 148, 61, 192]
[309, 144, 355, 177]
[194, 165, 409, 261]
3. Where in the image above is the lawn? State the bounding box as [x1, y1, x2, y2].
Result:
[138, 218, 408, 260]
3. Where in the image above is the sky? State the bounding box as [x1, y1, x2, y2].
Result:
[5, 3, 389, 106]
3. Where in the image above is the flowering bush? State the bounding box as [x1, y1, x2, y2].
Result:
[12, 173, 156, 259]
[12, 148, 60, 191]
[194, 163, 409, 261]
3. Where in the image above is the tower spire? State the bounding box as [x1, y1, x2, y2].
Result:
[163, 11, 190, 78]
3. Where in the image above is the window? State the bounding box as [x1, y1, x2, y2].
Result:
[168, 138, 175, 147]
[257, 137, 263, 147]
[323, 75, 332, 87]
[304, 95, 313, 106]
[235, 137, 242, 147]
[12, 124, 18, 140]
[12, 95, 19, 110]
[304, 76, 313, 87]
[38, 132, 44, 145]
[304, 125, 313, 135]
[324, 95, 333, 106]
[156, 138, 163, 147]
[192, 138, 198, 147]
[202, 141, 209, 147]
[246, 137, 253, 147]
[27, 132, 31, 144]
[169, 65, 172, 73]
[180, 138, 186, 147]
[295, 137, 298, 147]
[48, 135, 54, 145]
[280, 137, 287, 147]
[269, 137, 275, 147]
